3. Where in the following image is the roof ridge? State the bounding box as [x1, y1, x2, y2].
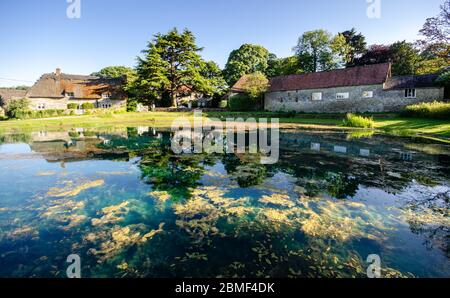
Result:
[270, 62, 391, 80]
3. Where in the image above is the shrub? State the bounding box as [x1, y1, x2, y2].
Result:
[240, 72, 269, 99]
[11, 109, 66, 119]
[68, 131, 80, 138]
[436, 71, 450, 87]
[401, 101, 450, 119]
[5, 98, 30, 119]
[81, 102, 95, 110]
[126, 99, 137, 112]
[67, 103, 78, 109]
[219, 100, 228, 109]
[228, 94, 255, 111]
[343, 113, 374, 128]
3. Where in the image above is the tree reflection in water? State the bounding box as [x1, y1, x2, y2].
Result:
[1, 127, 447, 277]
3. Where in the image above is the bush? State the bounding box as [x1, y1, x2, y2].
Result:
[219, 100, 228, 109]
[11, 109, 67, 119]
[126, 99, 137, 112]
[436, 71, 450, 87]
[67, 103, 78, 109]
[81, 102, 95, 110]
[401, 101, 450, 119]
[5, 98, 30, 119]
[228, 94, 255, 111]
[343, 113, 374, 128]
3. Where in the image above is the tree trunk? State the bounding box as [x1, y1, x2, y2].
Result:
[171, 92, 177, 108]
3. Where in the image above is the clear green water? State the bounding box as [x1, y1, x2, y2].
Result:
[0, 127, 448, 278]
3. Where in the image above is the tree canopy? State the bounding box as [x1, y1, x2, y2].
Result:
[294, 29, 338, 72]
[265, 55, 304, 77]
[91, 66, 136, 79]
[419, 0, 450, 45]
[132, 28, 223, 107]
[240, 72, 269, 99]
[223, 44, 270, 86]
[336, 28, 367, 67]
[390, 41, 421, 76]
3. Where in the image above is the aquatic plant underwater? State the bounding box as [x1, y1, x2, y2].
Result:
[0, 127, 448, 278]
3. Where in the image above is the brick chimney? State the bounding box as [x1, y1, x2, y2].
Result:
[55, 68, 61, 76]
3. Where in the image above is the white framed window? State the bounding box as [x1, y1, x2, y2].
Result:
[311, 143, 321, 151]
[66, 92, 75, 97]
[360, 149, 370, 157]
[362, 91, 374, 98]
[102, 93, 111, 99]
[37, 103, 46, 110]
[336, 92, 349, 100]
[311, 92, 322, 101]
[334, 146, 347, 154]
[405, 89, 416, 98]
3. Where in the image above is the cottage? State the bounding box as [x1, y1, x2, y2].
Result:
[0, 88, 28, 103]
[0, 88, 29, 116]
[23, 68, 127, 111]
[262, 63, 446, 113]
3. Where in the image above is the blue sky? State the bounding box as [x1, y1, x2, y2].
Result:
[0, 0, 444, 87]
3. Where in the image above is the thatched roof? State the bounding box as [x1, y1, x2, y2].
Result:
[0, 88, 28, 104]
[26, 69, 126, 100]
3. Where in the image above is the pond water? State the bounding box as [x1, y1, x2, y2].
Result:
[0, 126, 448, 278]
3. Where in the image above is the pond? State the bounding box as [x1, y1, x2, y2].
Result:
[0, 126, 448, 278]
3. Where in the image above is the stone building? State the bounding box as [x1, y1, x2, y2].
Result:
[263, 63, 446, 113]
[23, 68, 127, 110]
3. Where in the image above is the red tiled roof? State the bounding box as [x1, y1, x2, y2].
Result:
[268, 63, 391, 92]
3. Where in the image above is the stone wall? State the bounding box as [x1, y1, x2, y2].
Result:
[264, 84, 445, 113]
[27, 97, 126, 110]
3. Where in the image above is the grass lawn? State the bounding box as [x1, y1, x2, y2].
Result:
[0, 111, 449, 141]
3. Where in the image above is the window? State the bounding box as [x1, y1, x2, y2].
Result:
[360, 149, 370, 157]
[405, 89, 416, 98]
[37, 103, 46, 110]
[66, 92, 75, 97]
[334, 146, 347, 154]
[336, 92, 349, 100]
[311, 92, 322, 101]
[102, 93, 111, 99]
[362, 91, 374, 98]
[311, 143, 321, 151]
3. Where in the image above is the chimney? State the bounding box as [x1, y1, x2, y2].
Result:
[55, 68, 61, 76]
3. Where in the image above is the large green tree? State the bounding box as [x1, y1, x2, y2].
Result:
[294, 30, 338, 72]
[199, 61, 228, 97]
[133, 28, 216, 107]
[223, 44, 270, 85]
[390, 41, 421, 76]
[266, 55, 303, 77]
[337, 28, 367, 66]
[415, 42, 450, 74]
